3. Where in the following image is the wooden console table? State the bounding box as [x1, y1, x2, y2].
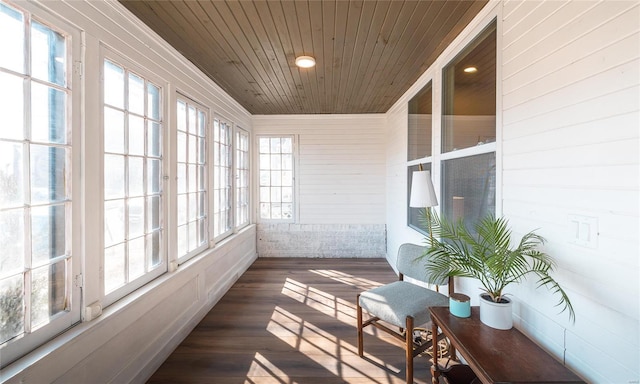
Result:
[430, 306, 584, 384]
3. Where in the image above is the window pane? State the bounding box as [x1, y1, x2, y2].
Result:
[0, 73, 24, 140]
[128, 237, 145, 280]
[147, 231, 161, 268]
[128, 156, 144, 197]
[128, 197, 145, 238]
[104, 199, 125, 247]
[31, 83, 67, 144]
[104, 154, 125, 199]
[177, 194, 187, 225]
[177, 132, 186, 163]
[0, 274, 24, 344]
[0, 209, 24, 276]
[198, 111, 205, 137]
[128, 115, 144, 156]
[30, 205, 65, 265]
[408, 82, 432, 160]
[442, 24, 496, 153]
[147, 196, 160, 232]
[147, 83, 160, 120]
[30, 145, 67, 204]
[0, 3, 24, 73]
[147, 121, 161, 157]
[147, 159, 161, 194]
[177, 163, 186, 194]
[128, 73, 144, 115]
[0, 141, 24, 208]
[104, 244, 125, 293]
[177, 101, 186, 132]
[188, 164, 196, 192]
[281, 138, 292, 153]
[31, 21, 65, 87]
[30, 260, 66, 329]
[188, 106, 196, 134]
[188, 135, 196, 164]
[442, 153, 496, 228]
[104, 107, 124, 154]
[104, 61, 124, 109]
[177, 225, 187, 257]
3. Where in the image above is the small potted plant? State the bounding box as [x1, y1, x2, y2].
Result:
[422, 213, 574, 329]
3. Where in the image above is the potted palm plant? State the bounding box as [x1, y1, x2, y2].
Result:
[422, 213, 575, 329]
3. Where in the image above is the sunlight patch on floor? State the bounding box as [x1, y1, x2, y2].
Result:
[266, 305, 402, 380]
[309, 269, 385, 290]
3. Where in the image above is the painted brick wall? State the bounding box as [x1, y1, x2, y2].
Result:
[257, 223, 386, 258]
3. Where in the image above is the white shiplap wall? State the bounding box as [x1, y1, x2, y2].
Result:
[253, 115, 386, 224]
[386, 1, 639, 383]
[502, 1, 639, 382]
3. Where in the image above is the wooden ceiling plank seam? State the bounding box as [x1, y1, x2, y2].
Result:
[359, 0, 424, 112]
[330, 0, 350, 112]
[362, 0, 444, 112]
[335, 0, 364, 113]
[338, 0, 379, 114]
[253, 2, 307, 113]
[199, 1, 287, 114]
[308, 0, 327, 113]
[176, 1, 272, 111]
[350, 0, 407, 112]
[296, 0, 323, 114]
[210, 1, 293, 114]
[322, 0, 337, 113]
[345, 0, 394, 113]
[261, 0, 311, 114]
[166, 4, 252, 105]
[369, 1, 478, 112]
[278, 0, 318, 113]
[123, 1, 244, 106]
[361, 1, 417, 110]
[226, 2, 295, 113]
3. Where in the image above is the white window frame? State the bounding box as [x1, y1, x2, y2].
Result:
[176, 95, 209, 264]
[234, 127, 250, 230]
[211, 116, 233, 240]
[256, 135, 296, 223]
[0, 0, 81, 368]
[99, 48, 167, 308]
[407, 17, 499, 231]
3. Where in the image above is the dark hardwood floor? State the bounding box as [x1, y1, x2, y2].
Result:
[147, 258, 437, 383]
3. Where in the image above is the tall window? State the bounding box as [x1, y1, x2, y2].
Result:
[103, 59, 163, 299]
[177, 98, 207, 261]
[258, 136, 294, 221]
[0, 1, 78, 367]
[407, 82, 433, 233]
[441, 21, 496, 227]
[212, 118, 232, 238]
[235, 128, 249, 228]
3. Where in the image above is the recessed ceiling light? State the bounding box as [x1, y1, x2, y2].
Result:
[463, 66, 478, 73]
[295, 55, 316, 68]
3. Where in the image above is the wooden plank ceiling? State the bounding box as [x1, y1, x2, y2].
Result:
[119, 0, 488, 115]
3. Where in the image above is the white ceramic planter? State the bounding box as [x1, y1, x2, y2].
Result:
[479, 294, 513, 330]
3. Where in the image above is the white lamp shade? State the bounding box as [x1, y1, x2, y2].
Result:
[409, 170, 438, 208]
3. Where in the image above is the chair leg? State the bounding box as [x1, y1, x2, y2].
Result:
[406, 316, 414, 384]
[356, 294, 364, 357]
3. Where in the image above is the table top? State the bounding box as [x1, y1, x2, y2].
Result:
[430, 306, 584, 384]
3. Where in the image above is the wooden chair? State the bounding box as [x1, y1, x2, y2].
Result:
[357, 243, 453, 383]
